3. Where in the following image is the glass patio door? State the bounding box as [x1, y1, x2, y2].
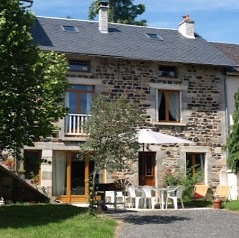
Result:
[53, 152, 89, 203]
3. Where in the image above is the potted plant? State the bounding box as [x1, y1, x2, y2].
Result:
[212, 193, 222, 209]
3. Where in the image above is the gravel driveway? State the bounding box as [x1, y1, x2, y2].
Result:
[107, 208, 239, 238]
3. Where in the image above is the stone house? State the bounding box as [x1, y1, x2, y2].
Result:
[212, 42, 239, 200]
[24, 3, 238, 204]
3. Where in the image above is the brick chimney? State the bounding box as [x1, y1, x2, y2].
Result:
[178, 14, 195, 39]
[99, 1, 109, 33]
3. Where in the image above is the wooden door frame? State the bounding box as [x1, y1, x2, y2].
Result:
[60, 151, 106, 204]
[64, 151, 90, 203]
[138, 152, 156, 186]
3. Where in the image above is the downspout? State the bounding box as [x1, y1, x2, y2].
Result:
[223, 72, 229, 166]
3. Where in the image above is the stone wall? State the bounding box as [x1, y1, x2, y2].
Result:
[87, 57, 226, 187]
[31, 55, 227, 189]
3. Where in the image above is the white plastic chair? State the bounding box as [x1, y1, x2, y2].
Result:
[141, 186, 157, 209]
[115, 191, 126, 204]
[127, 185, 144, 209]
[105, 191, 115, 204]
[166, 185, 185, 209]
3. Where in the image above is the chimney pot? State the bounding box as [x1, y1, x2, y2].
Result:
[183, 14, 190, 21]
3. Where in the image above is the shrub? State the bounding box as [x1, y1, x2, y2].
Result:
[162, 165, 202, 202]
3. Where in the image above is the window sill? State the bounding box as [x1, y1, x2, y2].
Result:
[67, 71, 94, 76]
[151, 122, 187, 126]
[158, 77, 181, 82]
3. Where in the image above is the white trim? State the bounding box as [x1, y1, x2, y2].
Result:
[68, 77, 103, 85]
[149, 83, 188, 90]
[182, 148, 210, 186]
[152, 122, 187, 126]
[155, 89, 159, 121]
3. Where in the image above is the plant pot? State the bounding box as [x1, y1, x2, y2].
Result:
[213, 199, 222, 209]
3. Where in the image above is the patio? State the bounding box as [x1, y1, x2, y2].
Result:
[97, 185, 187, 211]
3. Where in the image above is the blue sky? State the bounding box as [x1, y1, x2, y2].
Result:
[31, 0, 239, 44]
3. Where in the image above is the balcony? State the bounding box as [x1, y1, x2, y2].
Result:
[65, 114, 91, 136]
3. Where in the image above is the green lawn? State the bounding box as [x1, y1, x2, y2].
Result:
[223, 200, 239, 211]
[0, 204, 117, 238]
[184, 199, 239, 210]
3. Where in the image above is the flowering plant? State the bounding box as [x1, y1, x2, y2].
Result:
[30, 172, 40, 184]
[3, 158, 15, 170]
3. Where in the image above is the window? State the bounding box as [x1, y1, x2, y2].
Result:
[68, 60, 90, 72]
[159, 66, 176, 78]
[146, 33, 163, 40]
[66, 85, 94, 115]
[24, 150, 41, 180]
[157, 90, 180, 122]
[186, 153, 205, 181]
[65, 85, 94, 134]
[62, 25, 78, 32]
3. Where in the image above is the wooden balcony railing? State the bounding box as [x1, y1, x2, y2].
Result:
[65, 114, 91, 136]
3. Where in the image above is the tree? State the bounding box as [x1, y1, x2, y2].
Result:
[79, 96, 145, 212]
[88, 0, 147, 26]
[0, 0, 68, 151]
[224, 89, 239, 173]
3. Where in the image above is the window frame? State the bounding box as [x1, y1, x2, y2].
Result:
[186, 153, 205, 183]
[68, 60, 90, 72]
[66, 84, 94, 114]
[61, 25, 79, 32]
[158, 66, 177, 78]
[156, 89, 181, 123]
[145, 33, 163, 40]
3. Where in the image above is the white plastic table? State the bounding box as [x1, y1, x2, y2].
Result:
[154, 187, 169, 209]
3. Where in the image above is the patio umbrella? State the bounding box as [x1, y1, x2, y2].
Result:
[137, 129, 194, 145]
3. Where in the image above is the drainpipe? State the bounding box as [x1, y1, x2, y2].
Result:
[223, 73, 229, 164]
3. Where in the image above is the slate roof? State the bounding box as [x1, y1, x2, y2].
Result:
[32, 16, 237, 67]
[212, 42, 239, 72]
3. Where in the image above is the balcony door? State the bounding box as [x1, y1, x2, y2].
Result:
[66, 85, 94, 115]
[65, 85, 94, 135]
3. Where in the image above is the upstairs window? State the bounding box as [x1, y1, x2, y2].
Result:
[68, 60, 90, 72]
[66, 85, 94, 115]
[157, 90, 180, 122]
[159, 66, 177, 78]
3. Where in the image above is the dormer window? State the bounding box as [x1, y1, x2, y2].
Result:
[68, 60, 90, 72]
[159, 66, 177, 78]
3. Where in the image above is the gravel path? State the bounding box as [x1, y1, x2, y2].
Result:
[106, 208, 239, 238]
